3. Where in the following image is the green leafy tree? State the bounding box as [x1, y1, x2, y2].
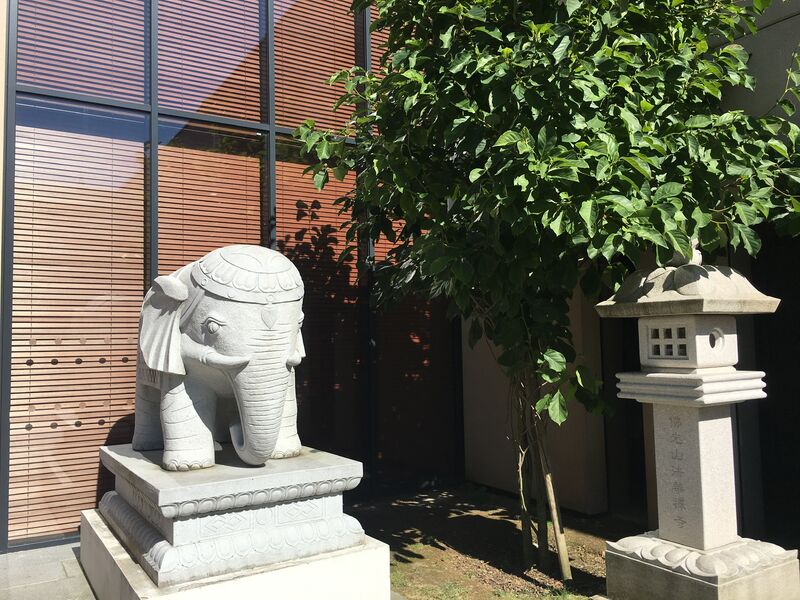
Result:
[296, 0, 800, 576]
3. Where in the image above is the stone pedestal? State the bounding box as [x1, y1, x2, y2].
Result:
[80, 444, 390, 599]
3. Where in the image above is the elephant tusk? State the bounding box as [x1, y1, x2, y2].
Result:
[203, 350, 250, 370]
[180, 334, 251, 370]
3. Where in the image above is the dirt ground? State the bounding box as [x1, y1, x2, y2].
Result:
[350, 484, 644, 600]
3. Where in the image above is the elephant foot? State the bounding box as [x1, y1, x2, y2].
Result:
[162, 450, 214, 471]
[271, 434, 301, 459]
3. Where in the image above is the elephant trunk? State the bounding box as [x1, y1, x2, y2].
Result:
[227, 331, 293, 465]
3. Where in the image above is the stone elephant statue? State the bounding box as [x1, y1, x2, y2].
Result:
[131, 245, 306, 471]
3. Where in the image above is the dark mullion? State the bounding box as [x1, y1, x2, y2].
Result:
[353, 5, 378, 482]
[265, 0, 276, 249]
[0, 0, 20, 554]
[148, 0, 159, 282]
[15, 84, 151, 113]
[158, 106, 271, 132]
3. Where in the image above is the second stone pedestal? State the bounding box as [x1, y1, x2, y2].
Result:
[80, 443, 389, 597]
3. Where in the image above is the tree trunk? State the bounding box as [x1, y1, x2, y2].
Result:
[512, 377, 536, 569]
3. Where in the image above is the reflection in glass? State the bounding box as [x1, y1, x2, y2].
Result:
[17, 0, 147, 102]
[274, 0, 354, 130]
[158, 119, 265, 275]
[158, 0, 264, 122]
[11, 96, 147, 543]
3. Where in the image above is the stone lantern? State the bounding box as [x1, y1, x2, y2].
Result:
[595, 254, 800, 600]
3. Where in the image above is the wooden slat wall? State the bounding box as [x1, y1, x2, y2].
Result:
[274, 0, 355, 131]
[275, 161, 362, 459]
[158, 0, 262, 122]
[10, 127, 145, 542]
[157, 145, 262, 275]
[16, 0, 146, 101]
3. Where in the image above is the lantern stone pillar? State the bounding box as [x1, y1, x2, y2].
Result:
[594, 257, 800, 600]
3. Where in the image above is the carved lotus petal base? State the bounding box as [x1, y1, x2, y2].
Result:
[605, 531, 800, 600]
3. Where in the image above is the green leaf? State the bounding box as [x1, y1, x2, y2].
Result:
[469, 168, 484, 182]
[768, 139, 789, 159]
[622, 156, 652, 178]
[619, 107, 641, 134]
[722, 44, 749, 65]
[464, 5, 486, 21]
[654, 182, 684, 200]
[312, 169, 328, 190]
[548, 390, 568, 425]
[686, 115, 712, 129]
[494, 130, 523, 147]
[734, 223, 761, 255]
[332, 163, 349, 181]
[778, 99, 796, 116]
[566, 0, 581, 16]
[542, 349, 567, 373]
[440, 25, 456, 49]
[666, 230, 693, 259]
[553, 36, 571, 64]
[579, 199, 598, 236]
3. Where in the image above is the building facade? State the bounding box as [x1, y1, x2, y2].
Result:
[0, 0, 462, 550]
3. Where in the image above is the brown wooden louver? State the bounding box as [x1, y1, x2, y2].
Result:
[10, 126, 145, 542]
[157, 144, 262, 275]
[274, 0, 355, 131]
[158, 0, 263, 122]
[16, 0, 146, 102]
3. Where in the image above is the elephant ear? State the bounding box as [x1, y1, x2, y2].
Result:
[139, 275, 189, 376]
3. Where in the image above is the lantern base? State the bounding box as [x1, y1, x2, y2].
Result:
[602, 531, 800, 600]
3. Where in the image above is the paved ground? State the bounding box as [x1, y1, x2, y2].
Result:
[0, 542, 93, 600]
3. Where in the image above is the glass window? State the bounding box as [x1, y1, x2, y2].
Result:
[17, 0, 147, 102]
[11, 96, 147, 542]
[275, 138, 360, 457]
[157, 119, 265, 275]
[158, 0, 264, 122]
[274, 0, 355, 130]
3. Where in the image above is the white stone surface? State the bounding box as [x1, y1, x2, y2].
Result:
[101, 444, 362, 518]
[81, 509, 392, 600]
[617, 369, 767, 407]
[637, 315, 738, 369]
[95, 444, 367, 586]
[605, 532, 800, 600]
[652, 404, 737, 550]
[595, 264, 780, 318]
[132, 244, 306, 470]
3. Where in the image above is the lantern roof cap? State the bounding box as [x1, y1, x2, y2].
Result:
[595, 262, 779, 318]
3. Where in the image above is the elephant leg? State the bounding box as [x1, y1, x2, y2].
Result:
[161, 375, 216, 470]
[271, 370, 302, 459]
[132, 378, 163, 450]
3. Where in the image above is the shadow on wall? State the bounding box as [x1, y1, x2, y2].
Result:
[277, 199, 363, 461]
[96, 414, 135, 506]
[373, 297, 459, 485]
[278, 196, 460, 486]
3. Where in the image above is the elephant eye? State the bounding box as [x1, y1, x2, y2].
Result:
[204, 318, 224, 334]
